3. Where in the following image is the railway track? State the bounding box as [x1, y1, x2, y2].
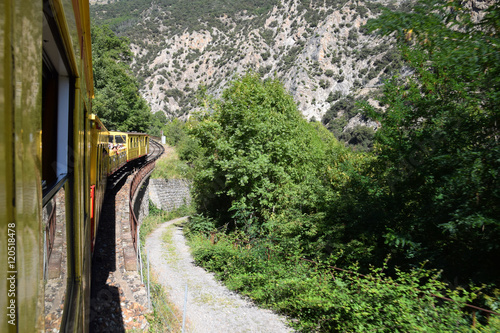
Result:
[107, 139, 164, 190]
[146, 139, 164, 163]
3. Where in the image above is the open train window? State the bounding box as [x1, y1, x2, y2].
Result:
[115, 135, 126, 144]
[41, 9, 73, 205]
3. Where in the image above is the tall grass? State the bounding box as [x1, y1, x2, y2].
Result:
[151, 147, 194, 180]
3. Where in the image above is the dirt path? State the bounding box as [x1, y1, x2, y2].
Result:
[145, 217, 293, 333]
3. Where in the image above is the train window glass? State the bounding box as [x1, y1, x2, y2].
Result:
[42, 54, 58, 189]
[115, 135, 125, 144]
[43, 186, 68, 331]
[108, 135, 114, 144]
[42, 12, 72, 204]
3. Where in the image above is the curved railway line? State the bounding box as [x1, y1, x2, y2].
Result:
[147, 138, 165, 163]
[130, 139, 165, 251]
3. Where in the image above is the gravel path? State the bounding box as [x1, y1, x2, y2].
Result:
[145, 217, 294, 333]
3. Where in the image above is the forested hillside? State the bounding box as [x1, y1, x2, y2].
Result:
[91, 25, 151, 132]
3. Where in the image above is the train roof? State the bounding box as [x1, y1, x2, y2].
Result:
[108, 131, 149, 137]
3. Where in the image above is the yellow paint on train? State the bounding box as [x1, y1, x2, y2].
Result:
[0, 1, 149, 331]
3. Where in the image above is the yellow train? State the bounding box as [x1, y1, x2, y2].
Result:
[1, 0, 148, 331]
[108, 130, 149, 173]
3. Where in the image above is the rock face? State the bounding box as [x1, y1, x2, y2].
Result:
[91, 0, 401, 127]
[344, 113, 379, 132]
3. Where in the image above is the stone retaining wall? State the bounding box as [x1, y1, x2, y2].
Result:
[133, 177, 150, 225]
[149, 178, 192, 211]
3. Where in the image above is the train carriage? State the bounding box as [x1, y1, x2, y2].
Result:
[1, 0, 95, 331]
[0, 0, 151, 331]
[89, 115, 109, 253]
[126, 132, 149, 162]
[108, 131, 128, 174]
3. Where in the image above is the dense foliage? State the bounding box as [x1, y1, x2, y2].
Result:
[91, 25, 152, 132]
[180, 1, 500, 330]
[186, 231, 492, 332]
[91, 0, 278, 35]
[362, 0, 500, 282]
[187, 73, 345, 240]
[321, 95, 376, 150]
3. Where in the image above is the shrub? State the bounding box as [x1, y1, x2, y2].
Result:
[187, 233, 491, 332]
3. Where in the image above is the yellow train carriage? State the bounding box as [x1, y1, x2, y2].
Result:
[126, 132, 149, 162]
[89, 115, 109, 253]
[1, 0, 94, 331]
[108, 131, 128, 174]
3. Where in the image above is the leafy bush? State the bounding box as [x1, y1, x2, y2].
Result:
[324, 69, 334, 77]
[322, 95, 358, 125]
[163, 118, 187, 146]
[339, 125, 375, 151]
[184, 214, 216, 239]
[260, 29, 275, 45]
[187, 233, 494, 332]
[188, 72, 342, 234]
[260, 51, 271, 61]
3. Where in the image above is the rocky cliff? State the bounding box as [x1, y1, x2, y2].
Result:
[91, 0, 405, 125]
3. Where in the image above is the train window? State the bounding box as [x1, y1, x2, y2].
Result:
[41, 10, 73, 205]
[41, 3, 72, 329]
[115, 135, 125, 144]
[108, 135, 114, 144]
[43, 187, 68, 331]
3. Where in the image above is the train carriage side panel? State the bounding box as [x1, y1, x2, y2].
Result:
[127, 133, 149, 162]
[127, 133, 137, 161]
[0, 0, 44, 331]
[108, 131, 127, 174]
[127, 134, 136, 161]
[1, 0, 94, 331]
[89, 114, 108, 253]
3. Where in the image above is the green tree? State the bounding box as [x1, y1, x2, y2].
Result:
[364, 0, 500, 282]
[91, 25, 151, 132]
[188, 73, 341, 238]
[163, 118, 187, 146]
[148, 111, 168, 136]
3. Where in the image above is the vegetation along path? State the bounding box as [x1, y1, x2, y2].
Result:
[145, 217, 293, 333]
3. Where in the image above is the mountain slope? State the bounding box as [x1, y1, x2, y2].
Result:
[90, 0, 406, 127]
